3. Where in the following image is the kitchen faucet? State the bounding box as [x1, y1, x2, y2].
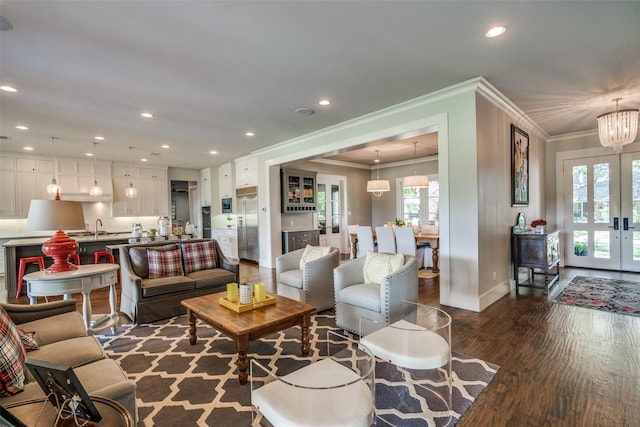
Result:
[95, 218, 103, 240]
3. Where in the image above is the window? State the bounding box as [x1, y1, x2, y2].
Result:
[397, 176, 439, 226]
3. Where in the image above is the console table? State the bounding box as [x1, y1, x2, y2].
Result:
[24, 264, 120, 334]
[512, 230, 560, 294]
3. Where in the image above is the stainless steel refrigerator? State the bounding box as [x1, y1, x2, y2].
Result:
[236, 187, 259, 262]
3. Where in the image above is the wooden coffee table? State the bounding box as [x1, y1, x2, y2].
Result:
[181, 292, 316, 384]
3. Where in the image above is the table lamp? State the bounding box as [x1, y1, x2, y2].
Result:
[26, 195, 86, 273]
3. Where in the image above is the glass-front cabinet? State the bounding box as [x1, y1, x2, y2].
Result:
[281, 168, 317, 213]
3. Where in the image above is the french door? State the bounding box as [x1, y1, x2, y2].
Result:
[316, 175, 342, 250]
[562, 151, 640, 271]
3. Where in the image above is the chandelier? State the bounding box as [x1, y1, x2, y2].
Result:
[89, 141, 104, 196]
[403, 141, 429, 191]
[366, 150, 390, 197]
[46, 137, 61, 196]
[597, 98, 639, 154]
[125, 146, 137, 198]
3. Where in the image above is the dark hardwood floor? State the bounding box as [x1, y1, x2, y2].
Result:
[5, 263, 639, 426]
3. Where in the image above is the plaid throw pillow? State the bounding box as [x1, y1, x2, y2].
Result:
[0, 307, 26, 396]
[181, 241, 218, 274]
[147, 248, 185, 279]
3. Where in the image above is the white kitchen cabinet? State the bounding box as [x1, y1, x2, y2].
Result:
[112, 165, 167, 216]
[0, 170, 16, 217]
[141, 170, 169, 216]
[211, 228, 238, 260]
[218, 163, 233, 199]
[200, 167, 213, 207]
[234, 156, 257, 189]
[112, 177, 141, 216]
[15, 159, 55, 216]
[58, 159, 113, 195]
[112, 165, 140, 216]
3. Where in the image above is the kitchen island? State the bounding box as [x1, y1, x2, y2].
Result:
[2, 233, 131, 299]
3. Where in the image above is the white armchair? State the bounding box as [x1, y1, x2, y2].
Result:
[276, 246, 340, 312]
[333, 254, 419, 335]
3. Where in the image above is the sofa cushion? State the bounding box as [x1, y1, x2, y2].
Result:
[181, 241, 218, 273]
[147, 247, 185, 279]
[0, 307, 26, 396]
[338, 284, 381, 312]
[187, 268, 236, 289]
[141, 276, 196, 298]
[129, 244, 178, 279]
[26, 336, 106, 369]
[278, 269, 304, 290]
[18, 311, 87, 347]
[299, 245, 332, 270]
[363, 251, 404, 285]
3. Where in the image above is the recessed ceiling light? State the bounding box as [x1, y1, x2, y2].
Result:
[23, 146, 33, 151]
[161, 144, 170, 149]
[15, 125, 28, 130]
[1, 85, 17, 92]
[140, 158, 148, 162]
[245, 131, 255, 137]
[94, 136, 105, 140]
[210, 150, 218, 155]
[318, 99, 331, 106]
[485, 26, 506, 38]
[85, 152, 94, 157]
[141, 112, 154, 118]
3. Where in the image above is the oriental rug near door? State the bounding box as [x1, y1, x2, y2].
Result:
[554, 275, 640, 317]
[99, 312, 499, 427]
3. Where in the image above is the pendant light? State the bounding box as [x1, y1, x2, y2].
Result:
[46, 137, 62, 196]
[124, 146, 137, 198]
[366, 149, 390, 197]
[597, 98, 639, 154]
[403, 141, 429, 191]
[89, 141, 104, 196]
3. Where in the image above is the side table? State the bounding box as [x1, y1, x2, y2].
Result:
[24, 264, 120, 334]
[4, 396, 134, 427]
[512, 230, 561, 294]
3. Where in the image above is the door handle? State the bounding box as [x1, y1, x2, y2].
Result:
[623, 217, 635, 230]
[609, 217, 619, 230]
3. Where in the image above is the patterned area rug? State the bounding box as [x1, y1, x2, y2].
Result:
[99, 312, 498, 426]
[554, 276, 640, 317]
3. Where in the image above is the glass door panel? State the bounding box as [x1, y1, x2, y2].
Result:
[620, 151, 640, 271]
[563, 155, 620, 269]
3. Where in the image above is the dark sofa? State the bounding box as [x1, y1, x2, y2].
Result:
[118, 239, 239, 324]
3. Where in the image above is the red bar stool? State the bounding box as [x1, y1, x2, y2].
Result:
[68, 253, 81, 265]
[16, 256, 45, 299]
[94, 250, 114, 264]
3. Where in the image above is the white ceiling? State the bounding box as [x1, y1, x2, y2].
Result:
[0, 1, 639, 169]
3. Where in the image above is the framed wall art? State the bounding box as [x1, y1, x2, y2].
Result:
[511, 124, 529, 206]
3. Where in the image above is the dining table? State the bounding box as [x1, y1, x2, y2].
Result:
[349, 230, 440, 273]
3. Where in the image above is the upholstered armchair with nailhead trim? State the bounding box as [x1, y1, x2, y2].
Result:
[333, 254, 419, 335]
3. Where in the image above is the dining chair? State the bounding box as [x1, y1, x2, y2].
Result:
[356, 226, 375, 258]
[395, 227, 425, 268]
[374, 226, 396, 254]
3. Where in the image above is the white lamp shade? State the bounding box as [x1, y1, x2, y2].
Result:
[597, 108, 639, 153]
[366, 179, 390, 193]
[403, 174, 429, 188]
[26, 199, 86, 231]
